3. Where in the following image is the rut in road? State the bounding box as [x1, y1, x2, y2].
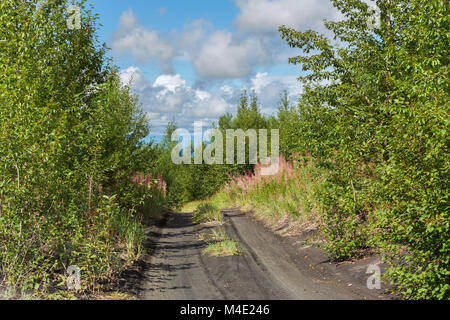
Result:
[140, 210, 385, 300]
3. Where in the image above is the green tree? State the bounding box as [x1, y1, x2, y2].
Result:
[280, 0, 448, 299]
[0, 0, 165, 294]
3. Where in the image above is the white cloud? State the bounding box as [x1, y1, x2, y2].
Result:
[112, 13, 273, 80]
[249, 72, 302, 114]
[221, 85, 234, 96]
[112, 3, 340, 80]
[191, 30, 268, 79]
[251, 72, 300, 95]
[121, 67, 238, 134]
[120, 67, 303, 135]
[153, 74, 186, 93]
[117, 9, 138, 30]
[112, 10, 175, 74]
[235, 0, 336, 33]
[110, 3, 337, 133]
[119, 66, 147, 90]
[177, 19, 211, 60]
[195, 89, 212, 101]
[193, 96, 230, 118]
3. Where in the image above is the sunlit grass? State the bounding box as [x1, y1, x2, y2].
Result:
[203, 240, 242, 257]
[181, 200, 203, 213]
[192, 203, 223, 224]
[199, 227, 242, 257]
[207, 155, 325, 235]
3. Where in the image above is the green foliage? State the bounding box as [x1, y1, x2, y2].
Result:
[214, 156, 325, 235]
[278, 0, 449, 299]
[149, 0, 447, 300]
[155, 91, 278, 208]
[152, 121, 193, 208]
[0, 0, 166, 296]
[6, 0, 444, 300]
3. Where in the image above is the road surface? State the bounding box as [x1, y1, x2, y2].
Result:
[140, 209, 390, 300]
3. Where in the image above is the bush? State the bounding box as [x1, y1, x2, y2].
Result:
[0, 0, 166, 296]
[278, 0, 449, 299]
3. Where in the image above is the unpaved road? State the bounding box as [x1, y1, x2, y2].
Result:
[140, 209, 390, 300]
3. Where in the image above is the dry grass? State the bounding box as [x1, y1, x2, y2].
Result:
[211, 155, 326, 238]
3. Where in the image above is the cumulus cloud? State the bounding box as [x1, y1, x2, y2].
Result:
[177, 19, 211, 60]
[234, 0, 336, 33]
[112, 12, 272, 80]
[249, 72, 302, 114]
[191, 30, 269, 79]
[119, 67, 303, 135]
[112, 2, 339, 79]
[119, 66, 147, 90]
[177, 19, 271, 79]
[251, 72, 301, 95]
[112, 10, 175, 74]
[111, 3, 330, 134]
[153, 74, 186, 93]
[119, 67, 237, 134]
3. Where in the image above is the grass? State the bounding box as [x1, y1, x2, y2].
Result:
[95, 291, 136, 300]
[207, 155, 325, 237]
[112, 208, 146, 262]
[181, 200, 203, 213]
[192, 203, 224, 224]
[182, 189, 234, 215]
[199, 227, 242, 257]
[203, 240, 242, 257]
[199, 228, 227, 243]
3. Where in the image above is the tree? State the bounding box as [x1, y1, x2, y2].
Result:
[279, 0, 448, 299]
[0, 0, 165, 293]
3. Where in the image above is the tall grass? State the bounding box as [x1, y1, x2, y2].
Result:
[111, 206, 146, 262]
[212, 155, 326, 235]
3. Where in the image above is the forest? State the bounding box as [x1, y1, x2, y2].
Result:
[0, 0, 448, 300]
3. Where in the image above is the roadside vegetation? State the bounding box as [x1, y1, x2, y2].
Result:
[217, 155, 325, 236]
[0, 0, 167, 298]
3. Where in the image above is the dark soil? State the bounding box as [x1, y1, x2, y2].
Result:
[138, 209, 395, 300]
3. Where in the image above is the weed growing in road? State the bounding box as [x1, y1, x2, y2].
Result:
[203, 240, 242, 257]
[199, 228, 242, 257]
[199, 228, 227, 243]
[192, 203, 223, 224]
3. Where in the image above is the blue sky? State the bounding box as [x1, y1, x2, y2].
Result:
[84, 0, 339, 137]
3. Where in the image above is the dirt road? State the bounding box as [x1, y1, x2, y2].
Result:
[140, 209, 390, 300]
